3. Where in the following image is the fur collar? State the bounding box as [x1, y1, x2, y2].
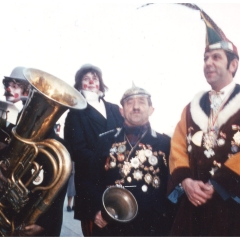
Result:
[190, 90, 240, 132]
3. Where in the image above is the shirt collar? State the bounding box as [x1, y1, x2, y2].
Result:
[219, 81, 236, 100]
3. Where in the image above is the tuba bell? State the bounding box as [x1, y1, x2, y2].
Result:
[102, 185, 138, 223]
[0, 68, 87, 236]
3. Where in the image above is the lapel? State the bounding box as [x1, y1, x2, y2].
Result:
[82, 103, 106, 128]
[190, 84, 240, 132]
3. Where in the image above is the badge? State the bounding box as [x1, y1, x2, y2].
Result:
[217, 138, 225, 146]
[144, 149, 152, 157]
[231, 145, 239, 153]
[191, 131, 203, 147]
[204, 148, 215, 158]
[203, 131, 217, 150]
[209, 167, 218, 176]
[152, 176, 160, 188]
[133, 169, 143, 181]
[149, 166, 154, 172]
[186, 133, 192, 145]
[118, 145, 126, 153]
[142, 185, 148, 192]
[148, 155, 158, 166]
[127, 176, 132, 183]
[110, 146, 117, 153]
[153, 167, 160, 174]
[110, 161, 116, 168]
[188, 144, 192, 152]
[130, 157, 140, 169]
[117, 153, 125, 162]
[233, 131, 240, 146]
[32, 169, 44, 185]
[144, 173, 152, 184]
[121, 162, 131, 177]
[144, 166, 149, 171]
[138, 150, 147, 163]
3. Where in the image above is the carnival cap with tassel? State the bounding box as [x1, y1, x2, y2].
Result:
[178, 3, 238, 58]
[120, 82, 151, 106]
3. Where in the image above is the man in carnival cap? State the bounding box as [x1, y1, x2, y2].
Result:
[167, 4, 240, 236]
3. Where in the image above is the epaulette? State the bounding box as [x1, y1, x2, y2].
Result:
[114, 127, 122, 137]
[151, 128, 157, 138]
[99, 128, 121, 137]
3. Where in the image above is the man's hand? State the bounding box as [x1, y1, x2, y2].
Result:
[182, 178, 214, 206]
[18, 224, 44, 236]
[94, 211, 108, 228]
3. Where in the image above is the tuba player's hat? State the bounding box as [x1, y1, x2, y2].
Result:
[3, 66, 28, 85]
[2, 67, 30, 95]
[120, 83, 151, 106]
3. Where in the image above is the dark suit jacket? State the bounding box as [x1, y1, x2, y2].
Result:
[64, 100, 124, 220]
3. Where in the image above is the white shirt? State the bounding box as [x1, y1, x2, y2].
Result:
[81, 90, 107, 119]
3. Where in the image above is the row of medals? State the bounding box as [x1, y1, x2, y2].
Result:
[107, 141, 166, 192]
[188, 125, 240, 158]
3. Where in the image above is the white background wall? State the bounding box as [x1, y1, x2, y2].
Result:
[1, 1, 239, 137]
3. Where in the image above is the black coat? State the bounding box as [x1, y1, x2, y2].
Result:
[88, 126, 175, 236]
[64, 100, 124, 221]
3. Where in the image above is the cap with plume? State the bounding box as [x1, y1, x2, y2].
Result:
[178, 3, 238, 58]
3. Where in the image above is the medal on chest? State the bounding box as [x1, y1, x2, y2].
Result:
[106, 139, 165, 192]
[231, 125, 240, 153]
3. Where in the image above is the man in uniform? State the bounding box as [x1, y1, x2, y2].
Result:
[167, 5, 240, 236]
[87, 84, 174, 236]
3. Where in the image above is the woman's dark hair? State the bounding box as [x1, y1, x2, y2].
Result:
[74, 64, 108, 93]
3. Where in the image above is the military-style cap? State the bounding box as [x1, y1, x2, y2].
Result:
[120, 83, 151, 105]
[179, 3, 238, 58]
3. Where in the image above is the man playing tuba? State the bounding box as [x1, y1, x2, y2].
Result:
[0, 67, 70, 236]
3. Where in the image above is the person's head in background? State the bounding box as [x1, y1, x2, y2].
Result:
[74, 64, 108, 96]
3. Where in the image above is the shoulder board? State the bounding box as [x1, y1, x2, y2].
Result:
[99, 128, 120, 137]
[114, 127, 122, 137]
[151, 128, 157, 138]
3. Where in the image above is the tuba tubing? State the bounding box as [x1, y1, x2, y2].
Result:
[0, 68, 87, 236]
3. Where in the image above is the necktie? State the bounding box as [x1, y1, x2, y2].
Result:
[209, 90, 224, 113]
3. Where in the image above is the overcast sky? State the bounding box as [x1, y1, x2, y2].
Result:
[1, 1, 240, 136]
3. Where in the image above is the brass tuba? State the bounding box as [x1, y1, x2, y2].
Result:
[0, 68, 87, 236]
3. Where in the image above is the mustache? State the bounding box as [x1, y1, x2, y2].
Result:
[132, 109, 140, 112]
[4, 92, 13, 97]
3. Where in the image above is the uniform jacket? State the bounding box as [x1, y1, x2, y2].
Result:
[88, 125, 174, 236]
[168, 84, 240, 236]
[64, 100, 124, 220]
